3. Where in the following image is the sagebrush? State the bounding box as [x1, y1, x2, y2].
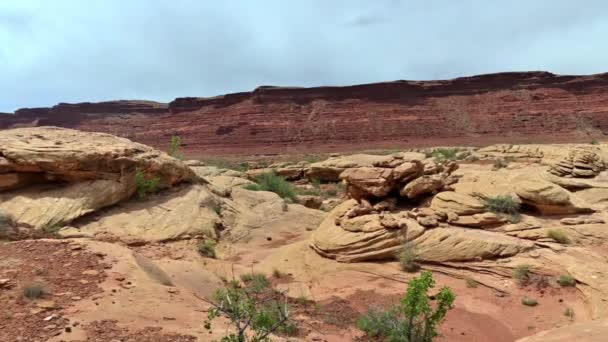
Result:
[244, 172, 297, 201]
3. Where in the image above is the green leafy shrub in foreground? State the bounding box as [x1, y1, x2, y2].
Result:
[244, 172, 296, 201]
[357, 271, 456, 342]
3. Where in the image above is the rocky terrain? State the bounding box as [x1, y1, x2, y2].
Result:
[2, 71, 608, 155]
[2, 126, 608, 341]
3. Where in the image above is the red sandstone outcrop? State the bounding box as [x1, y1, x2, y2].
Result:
[2, 71, 608, 155]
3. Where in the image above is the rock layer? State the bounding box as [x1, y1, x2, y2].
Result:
[2, 71, 608, 154]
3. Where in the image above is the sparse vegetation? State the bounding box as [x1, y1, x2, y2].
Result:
[41, 222, 63, 234]
[357, 271, 456, 342]
[465, 277, 479, 288]
[484, 194, 521, 222]
[22, 283, 48, 300]
[0, 211, 15, 239]
[513, 264, 531, 285]
[272, 268, 285, 279]
[564, 307, 575, 320]
[244, 172, 297, 201]
[547, 229, 570, 244]
[197, 240, 217, 259]
[591, 139, 600, 145]
[492, 158, 510, 170]
[240, 272, 270, 293]
[134, 169, 160, 199]
[557, 274, 576, 287]
[397, 243, 419, 272]
[203, 274, 297, 341]
[430, 148, 459, 162]
[168, 135, 184, 160]
[521, 296, 538, 306]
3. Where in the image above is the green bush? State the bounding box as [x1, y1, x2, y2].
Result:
[513, 264, 531, 285]
[0, 211, 15, 239]
[135, 170, 160, 199]
[204, 277, 297, 341]
[431, 148, 459, 162]
[240, 272, 270, 293]
[521, 297, 538, 306]
[484, 195, 520, 216]
[397, 243, 419, 272]
[197, 240, 217, 259]
[591, 139, 599, 145]
[557, 274, 576, 287]
[168, 135, 184, 160]
[547, 229, 570, 244]
[244, 172, 297, 201]
[357, 271, 456, 342]
[22, 283, 48, 300]
[564, 307, 575, 319]
[492, 158, 510, 170]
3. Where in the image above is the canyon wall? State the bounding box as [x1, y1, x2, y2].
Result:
[2, 71, 608, 155]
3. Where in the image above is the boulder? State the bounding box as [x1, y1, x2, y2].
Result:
[400, 175, 444, 198]
[310, 200, 425, 262]
[451, 212, 505, 228]
[413, 228, 534, 262]
[340, 167, 394, 198]
[0, 127, 198, 228]
[513, 177, 593, 215]
[430, 191, 486, 215]
[548, 148, 604, 178]
[391, 161, 422, 182]
[307, 154, 395, 181]
[297, 195, 323, 209]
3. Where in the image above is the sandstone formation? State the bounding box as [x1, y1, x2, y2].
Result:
[0, 127, 197, 229]
[2, 72, 608, 155]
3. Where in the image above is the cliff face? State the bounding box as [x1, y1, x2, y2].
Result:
[2, 71, 608, 155]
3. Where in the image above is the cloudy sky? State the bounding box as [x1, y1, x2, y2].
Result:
[1, 0, 607, 112]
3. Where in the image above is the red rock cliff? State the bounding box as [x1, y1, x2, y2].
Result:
[2, 71, 608, 155]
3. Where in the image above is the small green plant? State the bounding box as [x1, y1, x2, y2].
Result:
[557, 274, 576, 287]
[484, 195, 521, 219]
[244, 172, 297, 201]
[22, 283, 48, 300]
[431, 148, 459, 163]
[134, 170, 160, 199]
[168, 135, 184, 160]
[465, 277, 478, 288]
[0, 211, 14, 239]
[204, 276, 296, 341]
[197, 240, 217, 259]
[240, 272, 270, 293]
[513, 264, 531, 285]
[547, 229, 570, 244]
[564, 307, 575, 319]
[41, 222, 63, 234]
[356, 271, 456, 342]
[591, 139, 599, 145]
[397, 243, 419, 273]
[521, 296, 538, 306]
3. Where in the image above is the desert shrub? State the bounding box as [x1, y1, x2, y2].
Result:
[325, 187, 338, 197]
[357, 271, 456, 342]
[204, 275, 297, 340]
[591, 139, 599, 145]
[492, 158, 510, 170]
[513, 264, 531, 285]
[244, 172, 296, 201]
[197, 240, 217, 259]
[484, 195, 520, 216]
[168, 135, 184, 160]
[272, 268, 284, 279]
[521, 297, 538, 306]
[240, 272, 270, 293]
[464, 277, 478, 288]
[304, 155, 325, 164]
[135, 169, 160, 199]
[397, 243, 419, 273]
[356, 307, 401, 338]
[564, 307, 575, 319]
[41, 222, 63, 234]
[431, 148, 459, 162]
[547, 229, 570, 244]
[0, 211, 15, 239]
[22, 283, 48, 299]
[557, 274, 576, 287]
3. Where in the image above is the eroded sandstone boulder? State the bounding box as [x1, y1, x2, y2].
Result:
[0, 127, 198, 228]
[549, 148, 604, 178]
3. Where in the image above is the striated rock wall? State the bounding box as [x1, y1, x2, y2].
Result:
[2, 71, 608, 155]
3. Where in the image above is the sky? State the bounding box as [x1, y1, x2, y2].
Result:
[1, 0, 607, 112]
